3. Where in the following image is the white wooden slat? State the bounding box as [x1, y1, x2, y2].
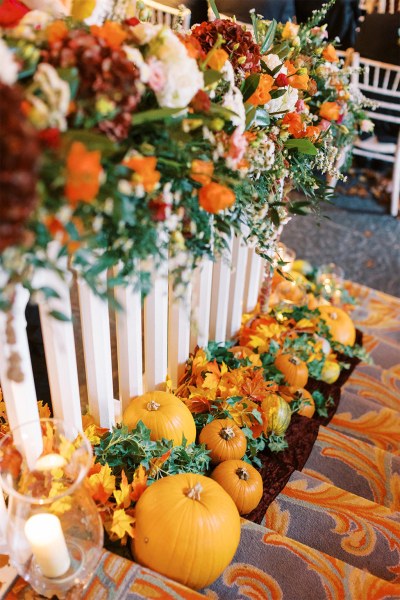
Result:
[0, 482, 7, 548]
[77, 275, 114, 428]
[373, 66, 380, 88]
[382, 68, 391, 89]
[37, 269, 82, 432]
[209, 237, 233, 343]
[226, 235, 249, 340]
[393, 72, 400, 91]
[190, 258, 213, 351]
[114, 272, 143, 413]
[168, 282, 192, 388]
[0, 284, 42, 468]
[144, 261, 169, 391]
[243, 246, 263, 313]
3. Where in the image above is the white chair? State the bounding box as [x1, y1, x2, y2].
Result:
[141, 0, 191, 29]
[351, 53, 400, 216]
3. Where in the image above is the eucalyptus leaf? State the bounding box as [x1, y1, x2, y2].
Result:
[260, 19, 277, 54]
[131, 107, 184, 126]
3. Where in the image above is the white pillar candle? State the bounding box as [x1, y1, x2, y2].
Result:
[24, 513, 70, 578]
[35, 454, 67, 472]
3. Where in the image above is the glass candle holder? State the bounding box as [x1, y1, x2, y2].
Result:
[316, 263, 345, 302]
[0, 419, 103, 599]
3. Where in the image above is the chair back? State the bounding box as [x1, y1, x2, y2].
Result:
[352, 53, 400, 125]
[142, 0, 191, 29]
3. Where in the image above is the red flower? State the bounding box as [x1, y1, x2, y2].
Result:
[275, 73, 289, 87]
[38, 128, 61, 149]
[191, 20, 260, 74]
[190, 90, 211, 113]
[0, 0, 29, 28]
[148, 197, 169, 221]
[125, 17, 140, 27]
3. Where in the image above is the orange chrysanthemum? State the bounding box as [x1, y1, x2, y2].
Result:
[198, 182, 235, 214]
[90, 22, 128, 49]
[247, 74, 275, 106]
[190, 160, 214, 185]
[319, 101, 341, 121]
[46, 20, 68, 45]
[124, 156, 161, 192]
[65, 142, 102, 206]
[322, 44, 339, 63]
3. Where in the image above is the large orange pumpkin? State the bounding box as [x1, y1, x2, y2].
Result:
[123, 391, 196, 446]
[261, 393, 291, 436]
[317, 306, 356, 346]
[133, 473, 241, 589]
[199, 418, 246, 463]
[274, 354, 309, 389]
[211, 459, 263, 515]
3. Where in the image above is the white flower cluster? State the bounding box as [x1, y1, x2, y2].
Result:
[313, 135, 347, 181]
[130, 23, 204, 109]
[26, 63, 71, 130]
[247, 134, 276, 179]
[0, 39, 19, 85]
[220, 61, 246, 131]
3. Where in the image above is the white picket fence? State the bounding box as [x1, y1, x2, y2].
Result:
[0, 235, 266, 542]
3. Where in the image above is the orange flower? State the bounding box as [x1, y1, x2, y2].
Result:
[124, 156, 160, 192]
[65, 142, 102, 206]
[207, 49, 229, 70]
[198, 182, 235, 214]
[285, 61, 309, 91]
[90, 22, 127, 49]
[190, 160, 214, 185]
[44, 216, 84, 254]
[319, 101, 341, 121]
[304, 125, 320, 142]
[322, 44, 339, 63]
[247, 74, 274, 106]
[281, 21, 299, 40]
[282, 112, 304, 138]
[46, 20, 68, 44]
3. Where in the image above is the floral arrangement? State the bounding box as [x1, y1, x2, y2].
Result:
[0, 0, 374, 316]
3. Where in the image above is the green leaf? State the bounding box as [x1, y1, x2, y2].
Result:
[40, 287, 61, 300]
[241, 74, 260, 102]
[131, 107, 185, 126]
[260, 19, 277, 54]
[208, 0, 220, 19]
[203, 69, 223, 87]
[49, 310, 71, 322]
[284, 139, 318, 155]
[62, 131, 117, 157]
[270, 88, 286, 100]
[57, 67, 79, 99]
[272, 40, 291, 60]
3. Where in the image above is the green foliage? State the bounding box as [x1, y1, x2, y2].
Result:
[94, 422, 211, 483]
[312, 390, 334, 418]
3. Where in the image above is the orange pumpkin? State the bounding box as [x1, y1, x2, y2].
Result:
[274, 354, 309, 389]
[199, 418, 246, 463]
[123, 391, 196, 446]
[317, 306, 356, 346]
[261, 393, 291, 436]
[133, 473, 241, 589]
[296, 389, 315, 418]
[211, 459, 263, 515]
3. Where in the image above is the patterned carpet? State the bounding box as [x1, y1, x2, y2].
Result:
[4, 281, 400, 599]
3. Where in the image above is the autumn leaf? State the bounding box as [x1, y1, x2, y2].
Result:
[225, 399, 261, 428]
[88, 463, 116, 504]
[240, 370, 269, 403]
[113, 470, 131, 509]
[149, 449, 172, 478]
[37, 401, 51, 419]
[109, 508, 135, 541]
[130, 465, 148, 502]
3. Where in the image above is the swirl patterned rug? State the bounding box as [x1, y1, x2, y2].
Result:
[2, 282, 400, 600]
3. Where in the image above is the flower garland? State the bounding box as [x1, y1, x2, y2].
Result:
[0, 2, 374, 313]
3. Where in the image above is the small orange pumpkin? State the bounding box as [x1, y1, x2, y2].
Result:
[296, 389, 315, 418]
[123, 391, 196, 446]
[274, 354, 309, 389]
[199, 418, 247, 463]
[261, 393, 291, 436]
[317, 306, 356, 346]
[211, 459, 263, 515]
[133, 473, 241, 589]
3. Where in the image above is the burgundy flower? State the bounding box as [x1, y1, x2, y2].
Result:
[190, 90, 211, 113]
[38, 128, 61, 149]
[191, 20, 260, 74]
[275, 73, 289, 87]
[148, 197, 169, 221]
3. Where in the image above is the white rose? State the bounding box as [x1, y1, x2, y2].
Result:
[0, 39, 19, 85]
[156, 57, 204, 108]
[266, 86, 298, 117]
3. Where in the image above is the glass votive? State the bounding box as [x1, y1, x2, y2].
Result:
[273, 279, 307, 306]
[316, 263, 345, 299]
[276, 243, 297, 273]
[0, 418, 103, 599]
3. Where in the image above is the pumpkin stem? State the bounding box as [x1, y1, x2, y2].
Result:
[289, 356, 299, 365]
[220, 426, 235, 440]
[236, 467, 249, 481]
[185, 482, 203, 501]
[146, 401, 160, 411]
